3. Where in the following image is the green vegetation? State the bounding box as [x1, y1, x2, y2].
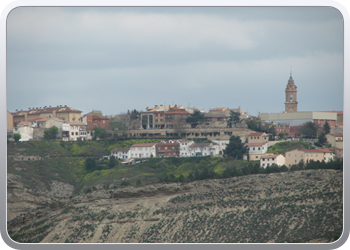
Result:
[223, 136, 247, 159]
[227, 111, 241, 128]
[44, 126, 59, 140]
[13, 133, 21, 142]
[7, 140, 342, 195]
[186, 110, 206, 128]
[266, 141, 311, 155]
[298, 122, 317, 138]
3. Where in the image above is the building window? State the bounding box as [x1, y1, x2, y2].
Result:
[258, 147, 260, 150]
[71, 132, 74, 135]
[253, 147, 255, 150]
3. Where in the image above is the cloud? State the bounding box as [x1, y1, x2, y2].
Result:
[6, 7, 344, 115]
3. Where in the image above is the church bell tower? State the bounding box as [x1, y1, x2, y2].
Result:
[284, 73, 298, 113]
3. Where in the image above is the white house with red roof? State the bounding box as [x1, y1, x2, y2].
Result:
[129, 143, 157, 159]
[285, 148, 334, 168]
[260, 154, 285, 168]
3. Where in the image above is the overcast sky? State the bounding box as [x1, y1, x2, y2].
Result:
[6, 7, 344, 116]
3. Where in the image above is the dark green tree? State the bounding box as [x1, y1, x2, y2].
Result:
[186, 110, 206, 128]
[108, 155, 117, 169]
[93, 126, 108, 140]
[223, 136, 247, 159]
[323, 121, 331, 134]
[246, 116, 266, 132]
[13, 133, 21, 142]
[318, 132, 327, 145]
[44, 126, 59, 140]
[298, 122, 317, 138]
[227, 111, 241, 128]
[268, 125, 277, 140]
[85, 158, 97, 171]
[130, 109, 140, 120]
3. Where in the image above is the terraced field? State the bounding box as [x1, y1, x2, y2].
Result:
[7, 169, 343, 243]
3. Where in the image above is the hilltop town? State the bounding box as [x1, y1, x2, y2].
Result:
[6, 74, 344, 244]
[7, 74, 343, 167]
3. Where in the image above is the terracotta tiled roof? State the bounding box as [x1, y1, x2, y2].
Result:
[131, 143, 156, 147]
[328, 133, 343, 137]
[295, 149, 333, 153]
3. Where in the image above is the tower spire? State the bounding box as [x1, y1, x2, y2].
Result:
[289, 66, 293, 81]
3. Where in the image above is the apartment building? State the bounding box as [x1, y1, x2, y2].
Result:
[156, 140, 181, 158]
[285, 149, 334, 168]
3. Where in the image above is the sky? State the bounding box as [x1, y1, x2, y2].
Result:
[6, 6, 344, 116]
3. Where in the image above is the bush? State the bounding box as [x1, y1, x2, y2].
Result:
[13, 133, 21, 142]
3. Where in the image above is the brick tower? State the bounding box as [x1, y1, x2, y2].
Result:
[284, 73, 298, 113]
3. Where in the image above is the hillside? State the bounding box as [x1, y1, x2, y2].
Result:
[7, 140, 343, 243]
[7, 169, 342, 243]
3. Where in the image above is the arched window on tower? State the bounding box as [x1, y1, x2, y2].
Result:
[290, 94, 293, 102]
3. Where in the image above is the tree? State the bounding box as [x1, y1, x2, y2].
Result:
[298, 122, 317, 138]
[323, 121, 331, 134]
[318, 132, 327, 145]
[44, 126, 59, 140]
[186, 110, 206, 128]
[278, 132, 288, 140]
[268, 124, 277, 140]
[13, 133, 21, 142]
[130, 109, 140, 120]
[85, 158, 97, 171]
[227, 111, 241, 128]
[108, 155, 117, 169]
[246, 116, 266, 132]
[93, 126, 108, 140]
[223, 136, 247, 159]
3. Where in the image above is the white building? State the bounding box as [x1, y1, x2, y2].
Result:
[244, 142, 269, 161]
[13, 121, 33, 141]
[111, 148, 130, 160]
[211, 135, 230, 155]
[129, 143, 156, 159]
[188, 143, 218, 157]
[260, 154, 286, 168]
[67, 122, 88, 141]
[179, 140, 195, 157]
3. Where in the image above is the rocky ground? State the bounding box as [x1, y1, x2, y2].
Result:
[7, 169, 343, 243]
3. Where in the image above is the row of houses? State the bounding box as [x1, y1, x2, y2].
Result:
[12, 118, 90, 142]
[8, 107, 110, 142]
[238, 132, 336, 168]
[111, 140, 220, 161]
[258, 148, 334, 169]
[140, 105, 248, 129]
